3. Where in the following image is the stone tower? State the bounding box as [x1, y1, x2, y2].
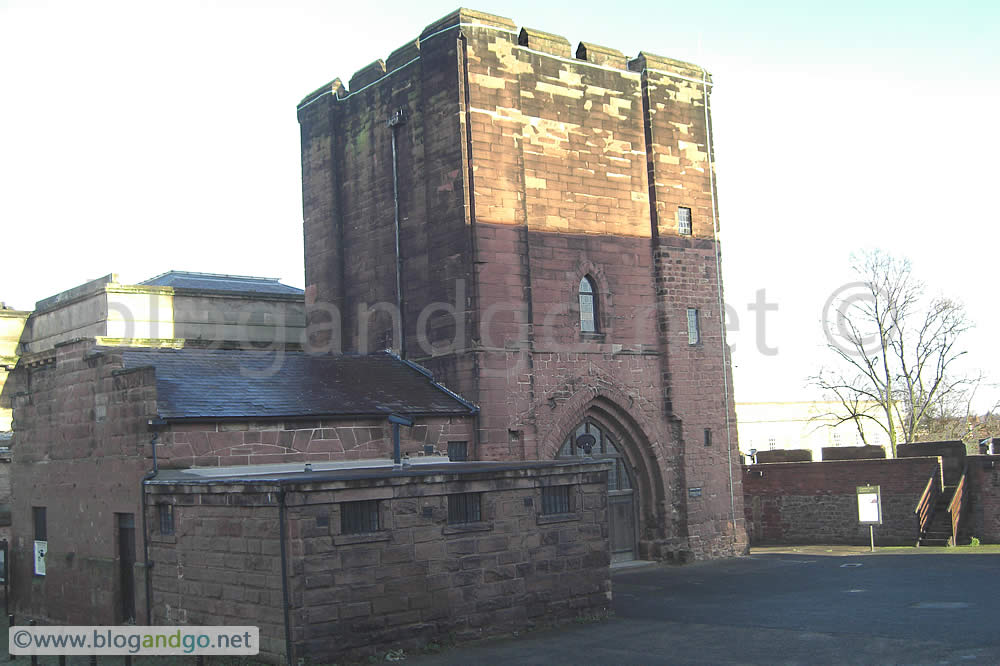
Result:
[298, 8, 746, 560]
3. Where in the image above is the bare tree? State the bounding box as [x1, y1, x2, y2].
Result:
[812, 250, 972, 457]
[916, 377, 1000, 449]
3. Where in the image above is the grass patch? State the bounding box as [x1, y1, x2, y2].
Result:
[877, 543, 1000, 554]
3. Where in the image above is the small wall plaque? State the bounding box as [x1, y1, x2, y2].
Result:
[688, 487, 702, 498]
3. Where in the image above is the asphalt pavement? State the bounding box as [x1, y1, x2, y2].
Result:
[408, 548, 1000, 665]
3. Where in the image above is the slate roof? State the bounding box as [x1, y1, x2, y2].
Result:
[140, 271, 304, 296]
[115, 348, 476, 420]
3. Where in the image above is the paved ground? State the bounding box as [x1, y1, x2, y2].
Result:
[409, 548, 1000, 665]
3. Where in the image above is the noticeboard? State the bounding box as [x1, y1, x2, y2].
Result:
[857, 485, 882, 525]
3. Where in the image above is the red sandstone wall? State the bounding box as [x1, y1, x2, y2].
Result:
[158, 416, 473, 469]
[148, 461, 610, 663]
[146, 488, 286, 659]
[298, 9, 745, 560]
[743, 458, 943, 546]
[9, 341, 153, 623]
[966, 456, 1000, 543]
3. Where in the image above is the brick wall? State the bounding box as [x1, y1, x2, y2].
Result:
[821, 446, 886, 461]
[965, 456, 1000, 543]
[743, 457, 942, 546]
[755, 449, 812, 463]
[299, 8, 746, 562]
[898, 441, 966, 485]
[147, 460, 611, 663]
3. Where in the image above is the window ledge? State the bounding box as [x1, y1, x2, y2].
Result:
[537, 512, 581, 525]
[442, 521, 493, 535]
[333, 531, 392, 546]
[580, 332, 606, 342]
[151, 534, 177, 545]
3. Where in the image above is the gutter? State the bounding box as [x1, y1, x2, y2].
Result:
[387, 351, 480, 415]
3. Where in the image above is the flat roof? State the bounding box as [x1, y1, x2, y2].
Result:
[147, 457, 610, 485]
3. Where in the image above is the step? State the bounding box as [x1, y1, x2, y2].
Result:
[921, 530, 951, 537]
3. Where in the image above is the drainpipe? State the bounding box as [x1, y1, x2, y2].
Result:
[459, 30, 483, 461]
[278, 489, 293, 665]
[141, 416, 166, 625]
[388, 107, 407, 359]
[388, 413, 415, 468]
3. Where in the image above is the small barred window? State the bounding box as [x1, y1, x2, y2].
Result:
[340, 500, 380, 534]
[541, 486, 572, 515]
[447, 493, 482, 524]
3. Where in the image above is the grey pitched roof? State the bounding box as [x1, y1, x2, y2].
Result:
[140, 271, 304, 296]
[116, 348, 476, 420]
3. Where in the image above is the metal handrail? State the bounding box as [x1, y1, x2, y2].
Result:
[914, 474, 940, 541]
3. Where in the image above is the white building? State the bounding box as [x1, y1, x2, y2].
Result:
[736, 401, 897, 461]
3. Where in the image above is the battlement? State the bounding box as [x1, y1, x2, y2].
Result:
[300, 8, 711, 106]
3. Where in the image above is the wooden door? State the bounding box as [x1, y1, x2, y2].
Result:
[609, 490, 636, 562]
[117, 513, 136, 623]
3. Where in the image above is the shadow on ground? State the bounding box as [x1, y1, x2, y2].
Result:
[406, 549, 1000, 665]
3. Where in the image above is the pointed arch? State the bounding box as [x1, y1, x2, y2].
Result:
[539, 387, 669, 541]
[578, 275, 598, 333]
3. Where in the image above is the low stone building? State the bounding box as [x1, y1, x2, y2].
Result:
[147, 459, 611, 662]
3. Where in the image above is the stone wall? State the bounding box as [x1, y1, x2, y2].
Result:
[0, 450, 11, 544]
[9, 339, 154, 624]
[897, 441, 966, 485]
[19, 278, 306, 355]
[147, 460, 611, 663]
[755, 449, 812, 463]
[821, 445, 886, 461]
[743, 457, 942, 546]
[146, 489, 286, 657]
[158, 416, 473, 469]
[298, 7, 745, 562]
[965, 455, 1000, 543]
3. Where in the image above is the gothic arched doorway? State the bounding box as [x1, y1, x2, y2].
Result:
[557, 419, 637, 562]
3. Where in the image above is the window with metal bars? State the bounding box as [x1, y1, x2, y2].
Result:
[447, 493, 482, 524]
[158, 504, 174, 536]
[541, 486, 572, 515]
[678, 207, 692, 235]
[448, 441, 468, 462]
[340, 500, 380, 534]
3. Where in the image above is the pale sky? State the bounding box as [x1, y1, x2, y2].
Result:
[2, 0, 998, 407]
